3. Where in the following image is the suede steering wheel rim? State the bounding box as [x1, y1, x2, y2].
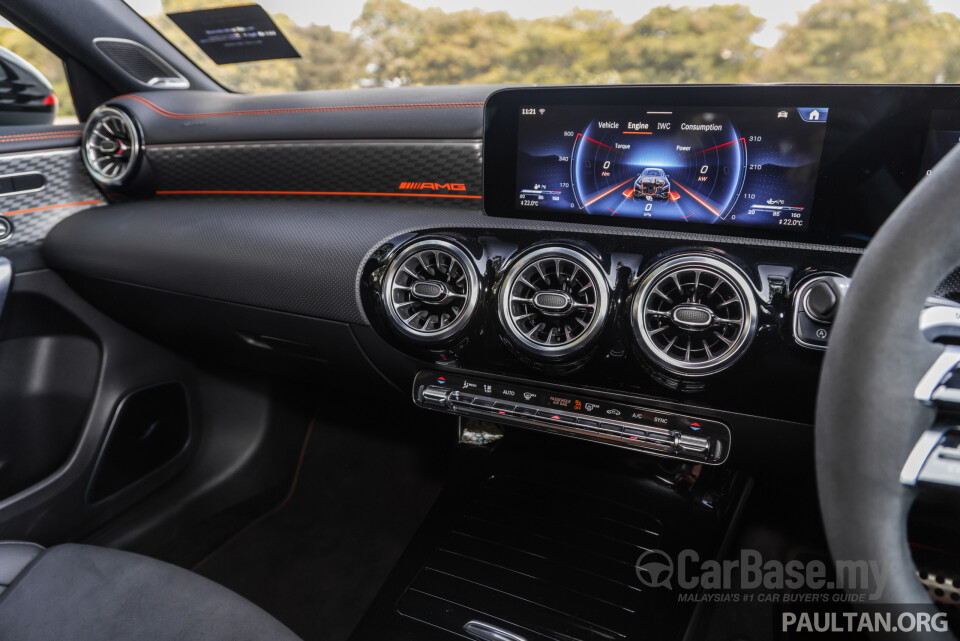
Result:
[815, 143, 960, 634]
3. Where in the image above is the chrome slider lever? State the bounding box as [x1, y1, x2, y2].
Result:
[0, 257, 11, 323]
[463, 620, 527, 641]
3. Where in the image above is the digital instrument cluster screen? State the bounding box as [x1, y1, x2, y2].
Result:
[514, 106, 828, 231]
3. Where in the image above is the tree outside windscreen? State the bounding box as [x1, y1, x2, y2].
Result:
[6, 0, 960, 116]
[148, 0, 960, 92]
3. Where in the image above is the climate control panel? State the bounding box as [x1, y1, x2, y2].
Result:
[413, 370, 731, 464]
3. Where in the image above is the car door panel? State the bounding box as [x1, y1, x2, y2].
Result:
[0, 139, 102, 271]
[0, 135, 188, 542]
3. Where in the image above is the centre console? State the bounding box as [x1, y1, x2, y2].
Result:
[349, 432, 751, 641]
[349, 84, 960, 641]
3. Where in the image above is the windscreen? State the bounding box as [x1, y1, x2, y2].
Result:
[125, 0, 960, 93]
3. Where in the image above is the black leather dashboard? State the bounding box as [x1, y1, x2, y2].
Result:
[111, 86, 497, 144]
[36, 83, 960, 438]
[43, 198, 859, 326]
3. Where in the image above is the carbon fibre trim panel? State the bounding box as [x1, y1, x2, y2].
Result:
[146, 141, 482, 201]
[44, 199, 861, 327]
[0, 150, 103, 252]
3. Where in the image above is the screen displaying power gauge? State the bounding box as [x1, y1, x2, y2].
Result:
[514, 106, 828, 232]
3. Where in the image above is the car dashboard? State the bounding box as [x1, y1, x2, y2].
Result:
[26, 83, 959, 469]
[1, 79, 960, 641]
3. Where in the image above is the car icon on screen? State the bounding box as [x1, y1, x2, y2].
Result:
[633, 168, 671, 200]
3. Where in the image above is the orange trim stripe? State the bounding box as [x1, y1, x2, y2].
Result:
[117, 94, 484, 120]
[0, 131, 81, 141]
[3, 199, 101, 216]
[156, 190, 481, 199]
[0, 134, 82, 144]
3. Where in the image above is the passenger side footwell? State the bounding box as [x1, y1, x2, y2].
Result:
[191, 406, 455, 641]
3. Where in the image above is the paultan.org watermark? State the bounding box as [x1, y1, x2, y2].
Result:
[781, 611, 948, 634]
[635, 548, 889, 601]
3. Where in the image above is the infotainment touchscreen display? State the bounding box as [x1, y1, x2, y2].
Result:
[512, 105, 827, 232]
[485, 86, 960, 247]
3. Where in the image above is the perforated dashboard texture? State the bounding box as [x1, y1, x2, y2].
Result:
[44, 198, 863, 327]
[146, 141, 482, 203]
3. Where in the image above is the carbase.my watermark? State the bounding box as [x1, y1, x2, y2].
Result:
[636, 548, 888, 600]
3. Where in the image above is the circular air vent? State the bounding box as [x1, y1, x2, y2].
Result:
[499, 246, 609, 358]
[382, 239, 480, 342]
[632, 255, 757, 375]
[82, 105, 141, 185]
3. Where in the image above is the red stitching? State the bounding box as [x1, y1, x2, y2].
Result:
[0, 131, 81, 142]
[0, 134, 77, 142]
[116, 94, 483, 119]
[155, 189, 481, 199]
[0, 130, 79, 136]
[0, 129, 80, 136]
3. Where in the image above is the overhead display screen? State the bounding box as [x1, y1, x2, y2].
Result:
[513, 106, 828, 232]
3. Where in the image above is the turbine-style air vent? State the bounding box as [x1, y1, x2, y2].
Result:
[383, 239, 479, 342]
[82, 105, 141, 186]
[632, 255, 757, 375]
[499, 246, 609, 358]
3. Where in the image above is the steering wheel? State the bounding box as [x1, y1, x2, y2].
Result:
[816, 143, 960, 630]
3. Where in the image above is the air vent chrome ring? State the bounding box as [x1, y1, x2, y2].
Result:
[499, 246, 609, 358]
[382, 239, 480, 342]
[632, 254, 757, 376]
[82, 105, 142, 186]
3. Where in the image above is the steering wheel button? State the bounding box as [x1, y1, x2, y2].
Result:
[939, 449, 960, 462]
[931, 386, 960, 406]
